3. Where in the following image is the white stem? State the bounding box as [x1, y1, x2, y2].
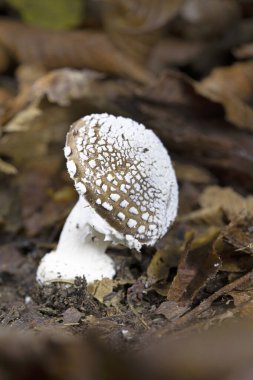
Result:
[36, 198, 116, 284]
[57, 199, 108, 257]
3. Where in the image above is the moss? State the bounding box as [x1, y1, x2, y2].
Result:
[8, 0, 85, 30]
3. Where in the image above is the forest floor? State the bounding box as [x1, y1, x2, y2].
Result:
[0, 1, 253, 379]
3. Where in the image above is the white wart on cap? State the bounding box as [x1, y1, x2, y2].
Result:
[65, 113, 178, 248]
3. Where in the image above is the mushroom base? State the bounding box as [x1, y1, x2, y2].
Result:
[36, 198, 117, 284]
[36, 244, 116, 284]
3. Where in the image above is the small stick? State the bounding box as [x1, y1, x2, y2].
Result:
[155, 270, 253, 338]
[173, 269, 253, 329]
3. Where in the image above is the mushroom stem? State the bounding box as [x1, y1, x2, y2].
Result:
[36, 198, 116, 284]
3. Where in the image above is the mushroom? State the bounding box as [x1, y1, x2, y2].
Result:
[36, 113, 178, 284]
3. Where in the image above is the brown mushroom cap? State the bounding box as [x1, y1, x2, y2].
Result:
[65, 114, 178, 246]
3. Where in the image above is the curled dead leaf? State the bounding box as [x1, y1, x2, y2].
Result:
[200, 186, 253, 220]
[4, 107, 42, 132]
[31, 69, 103, 107]
[0, 20, 152, 83]
[194, 61, 253, 131]
[214, 217, 253, 273]
[167, 227, 221, 307]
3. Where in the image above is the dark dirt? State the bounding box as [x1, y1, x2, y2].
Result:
[0, 239, 168, 346]
[0, 226, 236, 351]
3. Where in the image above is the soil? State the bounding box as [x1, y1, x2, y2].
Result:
[0, 240, 167, 347]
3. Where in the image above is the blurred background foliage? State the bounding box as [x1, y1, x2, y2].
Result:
[7, 0, 85, 30]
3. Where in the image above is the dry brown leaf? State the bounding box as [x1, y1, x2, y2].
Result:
[174, 161, 215, 184]
[0, 157, 17, 175]
[1, 68, 136, 127]
[194, 61, 253, 131]
[137, 71, 253, 191]
[178, 207, 224, 227]
[148, 37, 205, 73]
[156, 300, 189, 321]
[4, 107, 42, 132]
[222, 221, 253, 253]
[19, 156, 68, 236]
[31, 69, 103, 107]
[167, 227, 221, 306]
[229, 290, 253, 307]
[1, 69, 100, 126]
[200, 186, 253, 220]
[0, 70, 97, 235]
[147, 249, 173, 282]
[155, 227, 183, 276]
[104, 0, 184, 63]
[0, 20, 152, 84]
[214, 217, 253, 273]
[88, 278, 114, 304]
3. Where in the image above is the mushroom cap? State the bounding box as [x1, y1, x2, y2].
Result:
[65, 113, 178, 248]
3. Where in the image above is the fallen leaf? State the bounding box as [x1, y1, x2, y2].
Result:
[105, 0, 184, 63]
[4, 107, 42, 132]
[229, 290, 253, 308]
[147, 249, 173, 282]
[156, 300, 189, 321]
[167, 227, 221, 306]
[195, 61, 253, 131]
[178, 207, 224, 227]
[19, 156, 71, 236]
[148, 37, 205, 73]
[1, 69, 101, 126]
[0, 20, 152, 83]
[0, 157, 17, 175]
[88, 278, 114, 304]
[137, 72, 253, 191]
[200, 186, 253, 220]
[31, 69, 104, 107]
[174, 161, 215, 184]
[214, 217, 253, 272]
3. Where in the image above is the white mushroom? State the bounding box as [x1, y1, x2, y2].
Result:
[36, 113, 178, 284]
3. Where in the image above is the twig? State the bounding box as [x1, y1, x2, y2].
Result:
[173, 269, 253, 329]
[158, 270, 253, 337]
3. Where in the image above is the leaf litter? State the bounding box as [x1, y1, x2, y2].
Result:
[0, 1, 253, 379]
